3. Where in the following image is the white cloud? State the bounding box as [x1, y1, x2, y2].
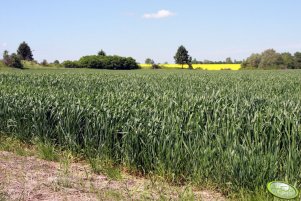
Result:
[2, 43, 7, 48]
[143, 10, 175, 19]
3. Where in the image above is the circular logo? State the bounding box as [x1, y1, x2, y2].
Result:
[267, 181, 299, 199]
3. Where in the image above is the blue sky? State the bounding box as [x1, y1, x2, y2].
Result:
[1, 0, 301, 63]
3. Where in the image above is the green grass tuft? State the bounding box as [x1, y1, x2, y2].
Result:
[36, 141, 60, 162]
[0, 135, 33, 156]
[88, 157, 122, 180]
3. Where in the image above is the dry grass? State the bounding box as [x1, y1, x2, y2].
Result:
[0, 151, 225, 201]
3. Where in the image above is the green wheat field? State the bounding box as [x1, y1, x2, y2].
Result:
[1, 69, 301, 195]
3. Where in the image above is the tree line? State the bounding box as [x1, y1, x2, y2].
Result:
[147, 46, 301, 70]
[146, 45, 241, 69]
[241, 49, 301, 69]
[2, 42, 301, 70]
[1, 43, 139, 70]
[191, 58, 242, 64]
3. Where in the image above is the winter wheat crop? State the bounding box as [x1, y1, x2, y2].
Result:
[0, 69, 300, 193]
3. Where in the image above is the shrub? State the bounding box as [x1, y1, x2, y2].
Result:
[53, 60, 60, 65]
[10, 54, 23, 69]
[62, 60, 80, 68]
[152, 64, 161, 69]
[3, 53, 23, 69]
[79, 55, 104, 69]
[41, 59, 48, 66]
[122, 57, 139, 70]
[63, 55, 139, 70]
[78, 55, 139, 70]
[145, 58, 155, 64]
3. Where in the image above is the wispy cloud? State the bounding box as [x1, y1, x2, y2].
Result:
[2, 42, 7, 48]
[143, 10, 175, 19]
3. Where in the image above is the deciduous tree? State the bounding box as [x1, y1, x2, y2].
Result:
[174, 45, 190, 69]
[281, 53, 294, 69]
[294, 52, 301, 69]
[145, 58, 154, 64]
[258, 49, 283, 69]
[225, 57, 233, 64]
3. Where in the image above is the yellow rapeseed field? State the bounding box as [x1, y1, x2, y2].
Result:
[140, 64, 241, 70]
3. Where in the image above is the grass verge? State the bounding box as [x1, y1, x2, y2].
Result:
[0, 133, 281, 200]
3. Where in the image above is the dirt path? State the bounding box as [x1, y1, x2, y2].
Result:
[0, 151, 225, 201]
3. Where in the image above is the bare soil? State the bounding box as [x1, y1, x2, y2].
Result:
[0, 151, 225, 201]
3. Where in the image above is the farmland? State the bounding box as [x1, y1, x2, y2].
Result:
[0, 69, 301, 197]
[140, 64, 241, 70]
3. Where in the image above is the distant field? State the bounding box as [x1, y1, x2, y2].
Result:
[0, 62, 241, 70]
[0, 69, 301, 197]
[140, 63, 241, 70]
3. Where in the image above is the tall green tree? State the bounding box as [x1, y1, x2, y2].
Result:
[241, 53, 261, 68]
[225, 57, 233, 64]
[3, 50, 9, 57]
[53, 60, 60, 65]
[17, 41, 34, 61]
[174, 45, 190, 69]
[2, 50, 10, 65]
[294, 52, 301, 69]
[281, 52, 294, 69]
[258, 49, 283, 69]
[98, 49, 106, 56]
[145, 58, 154, 64]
